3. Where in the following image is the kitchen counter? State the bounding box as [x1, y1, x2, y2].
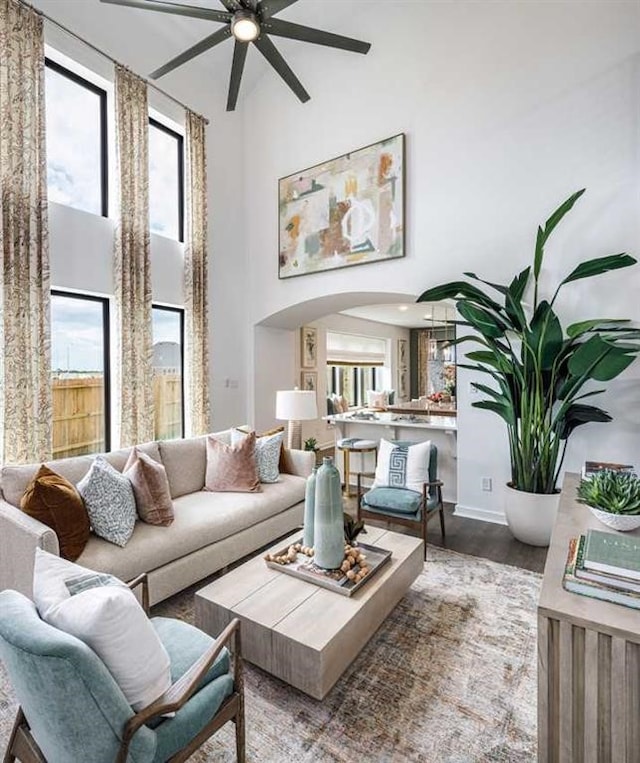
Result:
[323, 412, 457, 502]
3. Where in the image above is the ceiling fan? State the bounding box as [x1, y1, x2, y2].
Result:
[100, 0, 371, 111]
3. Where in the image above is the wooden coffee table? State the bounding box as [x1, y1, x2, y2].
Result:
[194, 527, 423, 699]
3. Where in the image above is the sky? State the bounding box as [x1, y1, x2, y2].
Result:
[45, 65, 181, 239]
[52, 295, 181, 373]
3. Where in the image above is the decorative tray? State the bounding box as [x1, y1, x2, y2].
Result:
[264, 538, 392, 597]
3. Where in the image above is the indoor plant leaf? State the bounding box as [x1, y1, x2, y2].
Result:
[555, 403, 612, 440]
[560, 253, 636, 287]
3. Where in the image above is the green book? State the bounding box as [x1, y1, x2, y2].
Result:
[563, 537, 640, 610]
[583, 530, 640, 581]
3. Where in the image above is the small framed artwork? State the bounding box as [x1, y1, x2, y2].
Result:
[398, 338, 407, 369]
[397, 367, 408, 400]
[301, 326, 317, 368]
[301, 371, 317, 392]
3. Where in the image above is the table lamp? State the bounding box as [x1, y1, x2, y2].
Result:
[275, 388, 318, 450]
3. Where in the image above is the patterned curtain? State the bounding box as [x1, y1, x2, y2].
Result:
[0, 0, 51, 464]
[184, 110, 210, 435]
[113, 64, 154, 447]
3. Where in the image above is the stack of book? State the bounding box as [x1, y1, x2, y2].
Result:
[581, 460, 635, 479]
[563, 529, 640, 609]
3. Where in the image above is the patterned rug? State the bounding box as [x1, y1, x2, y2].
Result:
[0, 547, 540, 762]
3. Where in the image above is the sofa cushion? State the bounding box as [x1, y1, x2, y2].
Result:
[124, 448, 174, 526]
[205, 433, 260, 493]
[0, 441, 162, 509]
[20, 465, 90, 561]
[158, 432, 239, 499]
[77, 457, 137, 548]
[76, 474, 306, 583]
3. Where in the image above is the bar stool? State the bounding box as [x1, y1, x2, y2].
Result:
[336, 438, 378, 497]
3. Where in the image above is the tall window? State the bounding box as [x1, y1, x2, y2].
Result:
[327, 364, 381, 407]
[44, 60, 108, 217]
[152, 306, 184, 440]
[51, 292, 110, 457]
[149, 119, 184, 241]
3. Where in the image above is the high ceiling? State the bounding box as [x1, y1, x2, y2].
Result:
[341, 302, 456, 329]
[32, 0, 364, 115]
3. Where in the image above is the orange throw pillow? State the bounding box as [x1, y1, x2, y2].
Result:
[205, 432, 261, 493]
[21, 465, 90, 561]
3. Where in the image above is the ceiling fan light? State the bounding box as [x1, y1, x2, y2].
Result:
[232, 11, 260, 42]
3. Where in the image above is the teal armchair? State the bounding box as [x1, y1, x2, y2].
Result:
[357, 442, 445, 560]
[0, 575, 244, 763]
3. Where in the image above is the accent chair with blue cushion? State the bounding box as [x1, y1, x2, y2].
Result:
[0, 575, 245, 763]
[357, 441, 445, 560]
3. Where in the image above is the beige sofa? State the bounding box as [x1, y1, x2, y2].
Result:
[0, 429, 314, 605]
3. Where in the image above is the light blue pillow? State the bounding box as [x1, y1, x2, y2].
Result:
[77, 456, 137, 547]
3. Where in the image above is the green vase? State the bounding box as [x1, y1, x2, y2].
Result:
[314, 457, 344, 569]
[303, 467, 317, 548]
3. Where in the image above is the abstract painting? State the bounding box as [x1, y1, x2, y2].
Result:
[279, 134, 405, 278]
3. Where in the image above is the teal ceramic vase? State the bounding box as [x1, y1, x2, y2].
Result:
[314, 457, 344, 569]
[303, 467, 317, 548]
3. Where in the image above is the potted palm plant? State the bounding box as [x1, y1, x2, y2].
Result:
[418, 189, 640, 546]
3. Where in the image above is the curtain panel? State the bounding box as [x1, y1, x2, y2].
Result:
[0, 0, 52, 464]
[113, 64, 154, 447]
[184, 110, 210, 436]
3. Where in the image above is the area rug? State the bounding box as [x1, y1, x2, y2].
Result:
[0, 547, 540, 762]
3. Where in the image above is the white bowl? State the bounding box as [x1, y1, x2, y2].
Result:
[588, 506, 640, 532]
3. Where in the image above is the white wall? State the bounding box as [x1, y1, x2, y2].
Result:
[241, 1, 640, 521]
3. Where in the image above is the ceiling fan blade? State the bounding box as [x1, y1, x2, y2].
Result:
[149, 26, 232, 79]
[253, 34, 309, 103]
[263, 19, 371, 54]
[217, 0, 245, 10]
[226, 40, 249, 111]
[258, 0, 299, 20]
[100, 0, 232, 24]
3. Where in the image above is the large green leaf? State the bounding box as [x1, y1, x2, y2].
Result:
[568, 334, 638, 381]
[534, 189, 586, 280]
[457, 302, 508, 339]
[416, 281, 504, 314]
[463, 272, 508, 295]
[526, 300, 563, 369]
[505, 267, 530, 328]
[566, 318, 630, 338]
[561, 254, 636, 286]
[472, 400, 515, 426]
[556, 403, 611, 439]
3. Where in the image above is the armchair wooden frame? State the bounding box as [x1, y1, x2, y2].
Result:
[356, 474, 445, 560]
[4, 574, 245, 763]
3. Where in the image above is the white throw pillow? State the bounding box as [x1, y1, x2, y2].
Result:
[231, 428, 283, 483]
[77, 456, 137, 547]
[33, 548, 171, 711]
[372, 439, 432, 494]
[367, 390, 388, 409]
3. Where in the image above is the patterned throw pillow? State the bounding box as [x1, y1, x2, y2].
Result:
[77, 456, 137, 547]
[372, 439, 432, 494]
[232, 428, 284, 483]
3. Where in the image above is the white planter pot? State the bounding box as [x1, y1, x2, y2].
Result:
[504, 483, 560, 547]
[588, 506, 640, 532]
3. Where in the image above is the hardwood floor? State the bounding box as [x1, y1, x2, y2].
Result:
[345, 499, 548, 574]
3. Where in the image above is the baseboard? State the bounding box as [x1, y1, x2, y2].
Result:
[453, 504, 508, 526]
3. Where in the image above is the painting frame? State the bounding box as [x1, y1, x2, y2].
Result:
[278, 133, 406, 279]
[397, 337, 408, 369]
[397, 367, 408, 401]
[301, 371, 317, 392]
[300, 326, 317, 368]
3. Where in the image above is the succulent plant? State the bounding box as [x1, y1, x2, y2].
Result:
[343, 512, 366, 543]
[577, 471, 640, 515]
[303, 437, 318, 452]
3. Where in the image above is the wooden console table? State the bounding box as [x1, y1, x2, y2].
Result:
[538, 473, 640, 763]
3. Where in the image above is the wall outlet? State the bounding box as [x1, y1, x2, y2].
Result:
[481, 477, 492, 492]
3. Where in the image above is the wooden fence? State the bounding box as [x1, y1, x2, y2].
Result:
[52, 374, 182, 458]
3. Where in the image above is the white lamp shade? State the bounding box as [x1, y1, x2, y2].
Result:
[275, 390, 318, 421]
